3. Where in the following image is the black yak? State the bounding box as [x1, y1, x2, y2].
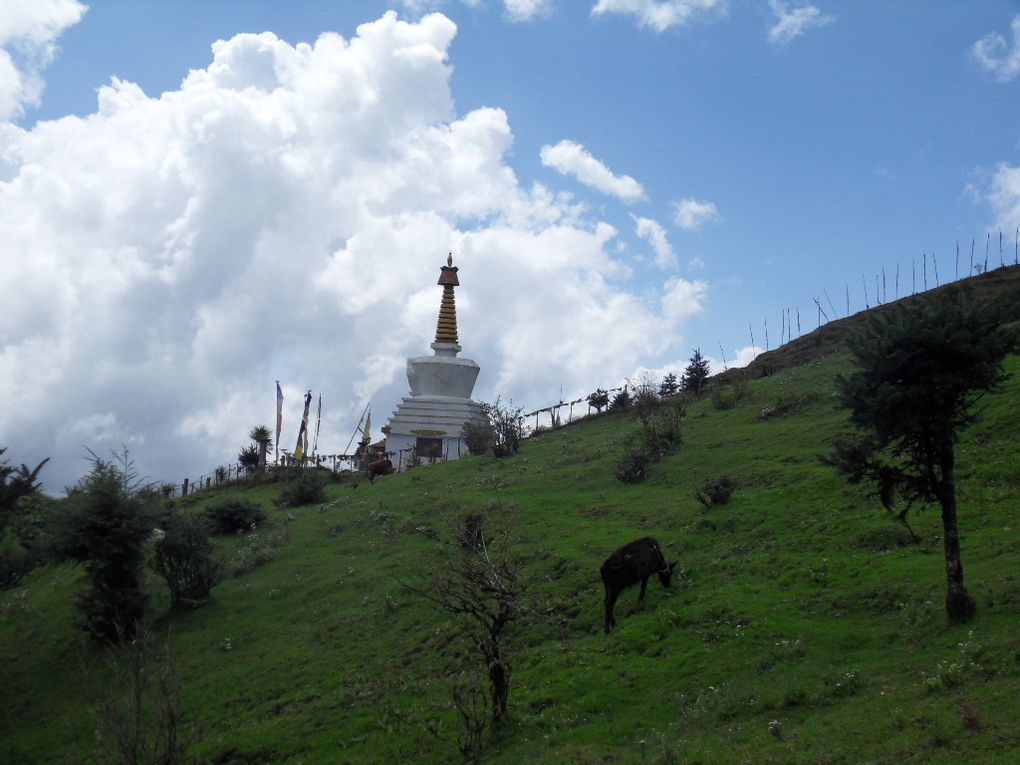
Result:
[366, 458, 395, 483]
[600, 536, 673, 633]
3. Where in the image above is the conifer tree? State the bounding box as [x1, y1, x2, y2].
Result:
[829, 288, 1017, 623]
[60, 450, 154, 643]
[610, 387, 631, 411]
[681, 349, 711, 395]
[658, 372, 680, 398]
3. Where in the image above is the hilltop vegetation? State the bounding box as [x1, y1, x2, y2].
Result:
[2, 274, 1020, 763]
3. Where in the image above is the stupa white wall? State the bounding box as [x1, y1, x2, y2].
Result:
[383, 257, 486, 468]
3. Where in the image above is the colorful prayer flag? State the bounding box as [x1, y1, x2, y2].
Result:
[294, 390, 312, 462]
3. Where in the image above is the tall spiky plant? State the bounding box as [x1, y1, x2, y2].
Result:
[248, 426, 273, 472]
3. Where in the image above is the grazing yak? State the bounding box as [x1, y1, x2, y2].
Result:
[600, 536, 673, 633]
[366, 458, 395, 483]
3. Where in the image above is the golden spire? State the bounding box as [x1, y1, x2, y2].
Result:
[435, 253, 460, 344]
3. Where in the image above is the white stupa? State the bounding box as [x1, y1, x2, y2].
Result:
[383, 255, 486, 465]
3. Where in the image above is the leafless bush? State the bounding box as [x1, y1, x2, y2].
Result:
[75, 627, 195, 765]
[407, 496, 526, 753]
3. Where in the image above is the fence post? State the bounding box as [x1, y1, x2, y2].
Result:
[182, 478, 189, 496]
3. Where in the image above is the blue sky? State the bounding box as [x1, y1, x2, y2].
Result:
[3, 1, 1020, 491]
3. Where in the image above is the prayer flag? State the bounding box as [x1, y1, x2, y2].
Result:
[294, 390, 312, 462]
[275, 381, 283, 464]
[312, 394, 322, 456]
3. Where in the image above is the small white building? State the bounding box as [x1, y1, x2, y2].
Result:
[383, 255, 486, 467]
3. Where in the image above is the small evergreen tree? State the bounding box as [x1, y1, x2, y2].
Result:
[828, 288, 1017, 623]
[60, 450, 154, 643]
[610, 387, 631, 411]
[681, 348, 711, 395]
[658, 373, 680, 398]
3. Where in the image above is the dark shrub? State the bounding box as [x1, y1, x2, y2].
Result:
[694, 475, 736, 507]
[710, 381, 748, 411]
[488, 398, 525, 458]
[632, 385, 660, 425]
[1, 448, 51, 588]
[759, 393, 800, 420]
[642, 401, 685, 457]
[151, 513, 224, 608]
[615, 449, 650, 484]
[462, 418, 494, 456]
[278, 470, 326, 508]
[0, 534, 32, 589]
[461, 513, 485, 550]
[468, 398, 525, 458]
[204, 499, 267, 534]
[0, 492, 58, 589]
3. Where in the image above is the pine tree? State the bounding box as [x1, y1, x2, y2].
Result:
[658, 373, 680, 398]
[60, 450, 154, 643]
[828, 287, 1017, 623]
[610, 387, 631, 411]
[681, 349, 711, 395]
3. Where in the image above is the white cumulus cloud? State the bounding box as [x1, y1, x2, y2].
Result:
[661, 276, 708, 323]
[767, 1, 834, 46]
[973, 15, 1020, 83]
[0, 0, 86, 121]
[504, 0, 553, 22]
[540, 139, 646, 202]
[985, 161, 1020, 230]
[729, 344, 761, 368]
[0, 11, 705, 492]
[673, 197, 721, 230]
[633, 215, 676, 269]
[591, 0, 727, 33]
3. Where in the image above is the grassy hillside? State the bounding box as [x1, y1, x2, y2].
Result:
[718, 263, 1020, 382]
[3, 329, 1020, 761]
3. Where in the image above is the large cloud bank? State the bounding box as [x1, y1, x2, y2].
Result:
[1, 11, 706, 491]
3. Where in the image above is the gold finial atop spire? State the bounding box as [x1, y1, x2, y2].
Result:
[435, 254, 460, 344]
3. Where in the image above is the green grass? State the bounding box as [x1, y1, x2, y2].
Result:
[3, 351, 1020, 763]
